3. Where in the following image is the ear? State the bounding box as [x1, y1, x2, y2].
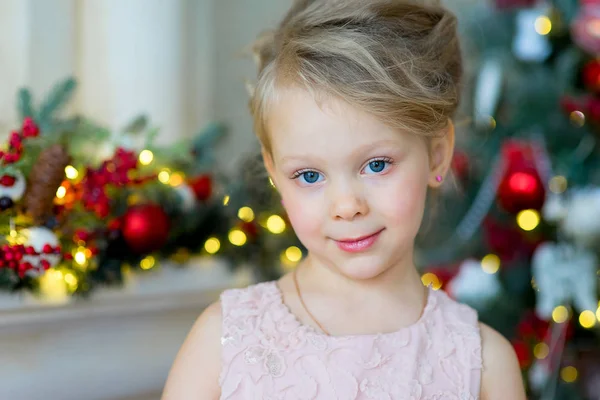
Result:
[428, 119, 455, 188]
[261, 147, 277, 188]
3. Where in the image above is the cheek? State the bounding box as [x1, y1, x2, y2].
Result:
[373, 171, 428, 229]
[281, 189, 323, 242]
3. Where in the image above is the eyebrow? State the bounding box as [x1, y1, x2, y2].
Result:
[279, 139, 400, 164]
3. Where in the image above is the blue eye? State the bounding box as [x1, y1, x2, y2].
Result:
[296, 171, 322, 184]
[365, 159, 390, 174]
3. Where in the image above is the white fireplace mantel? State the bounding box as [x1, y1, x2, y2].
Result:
[0, 258, 253, 400]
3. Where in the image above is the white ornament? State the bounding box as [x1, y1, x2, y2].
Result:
[446, 259, 502, 308]
[528, 361, 551, 393]
[532, 242, 598, 320]
[542, 193, 567, 223]
[20, 227, 61, 276]
[561, 188, 600, 247]
[512, 8, 552, 63]
[473, 56, 503, 129]
[174, 183, 197, 212]
[0, 170, 26, 201]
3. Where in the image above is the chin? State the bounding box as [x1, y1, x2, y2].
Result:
[331, 254, 392, 281]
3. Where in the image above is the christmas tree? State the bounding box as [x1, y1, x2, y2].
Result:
[415, 1, 600, 398]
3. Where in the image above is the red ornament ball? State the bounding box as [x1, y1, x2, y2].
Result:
[122, 204, 170, 254]
[451, 151, 470, 180]
[511, 340, 531, 369]
[583, 60, 600, 92]
[188, 175, 213, 201]
[498, 169, 545, 214]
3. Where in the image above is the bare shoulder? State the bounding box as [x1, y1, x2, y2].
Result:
[162, 301, 222, 400]
[479, 322, 526, 400]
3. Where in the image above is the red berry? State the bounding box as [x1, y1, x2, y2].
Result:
[20, 262, 33, 271]
[0, 175, 17, 187]
[14, 252, 23, 261]
[108, 218, 122, 231]
[40, 260, 51, 270]
[75, 229, 89, 242]
[3, 154, 16, 164]
[25, 246, 36, 255]
[42, 244, 53, 254]
[22, 118, 40, 137]
[9, 131, 22, 147]
[63, 253, 73, 260]
[5, 252, 14, 261]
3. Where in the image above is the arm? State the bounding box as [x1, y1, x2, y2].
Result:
[479, 323, 527, 400]
[162, 301, 222, 400]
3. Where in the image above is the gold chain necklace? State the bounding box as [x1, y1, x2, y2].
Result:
[293, 267, 331, 336]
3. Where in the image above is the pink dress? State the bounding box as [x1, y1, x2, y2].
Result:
[219, 281, 482, 399]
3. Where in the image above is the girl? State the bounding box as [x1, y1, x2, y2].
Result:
[163, 0, 526, 399]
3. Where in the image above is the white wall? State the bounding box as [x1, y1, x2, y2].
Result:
[213, 0, 292, 171]
[0, 0, 214, 147]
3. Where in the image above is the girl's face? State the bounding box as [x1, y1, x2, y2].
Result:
[264, 87, 451, 280]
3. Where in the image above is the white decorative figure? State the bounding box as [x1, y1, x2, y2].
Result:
[446, 259, 502, 308]
[532, 242, 598, 320]
[512, 8, 552, 62]
[0, 170, 26, 202]
[561, 188, 600, 248]
[20, 227, 61, 276]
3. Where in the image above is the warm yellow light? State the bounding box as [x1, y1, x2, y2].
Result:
[579, 310, 597, 329]
[285, 246, 303, 262]
[266, 215, 286, 234]
[139, 150, 154, 165]
[561, 366, 578, 383]
[549, 175, 568, 194]
[228, 229, 247, 246]
[74, 251, 87, 266]
[39, 269, 68, 300]
[64, 272, 78, 291]
[158, 170, 171, 184]
[535, 16, 552, 35]
[421, 272, 442, 290]
[223, 195, 230, 206]
[517, 209, 540, 231]
[64, 165, 79, 180]
[533, 343, 549, 360]
[552, 306, 569, 323]
[169, 172, 184, 187]
[238, 207, 255, 222]
[597, 305, 600, 322]
[481, 254, 501, 274]
[204, 237, 221, 254]
[140, 256, 156, 270]
[56, 186, 67, 199]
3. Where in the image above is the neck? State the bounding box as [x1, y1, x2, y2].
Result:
[299, 248, 424, 302]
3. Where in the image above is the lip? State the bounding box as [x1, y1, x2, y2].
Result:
[334, 229, 384, 253]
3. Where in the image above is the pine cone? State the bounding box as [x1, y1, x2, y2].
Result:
[23, 144, 70, 223]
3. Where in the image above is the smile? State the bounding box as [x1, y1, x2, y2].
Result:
[334, 229, 385, 253]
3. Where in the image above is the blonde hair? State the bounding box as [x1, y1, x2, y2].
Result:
[249, 0, 463, 154]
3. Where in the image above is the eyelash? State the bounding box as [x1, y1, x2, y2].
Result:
[290, 157, 395, 181]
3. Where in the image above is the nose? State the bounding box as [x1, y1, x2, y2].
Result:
[328, 181, 368, 221]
